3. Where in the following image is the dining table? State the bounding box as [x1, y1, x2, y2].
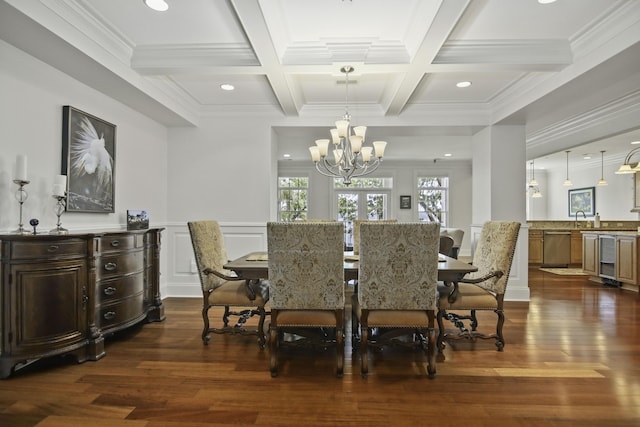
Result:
[223, 251, 477, 302]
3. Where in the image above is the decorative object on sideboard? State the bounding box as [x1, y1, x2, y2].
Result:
[62, 106, 116, 213]
[12, 155, 30, 235]
[50, 174, 68, 234]
[29, 218, 39, 235]
[127, 209, 149, 230]
[308, 65, 387, 186]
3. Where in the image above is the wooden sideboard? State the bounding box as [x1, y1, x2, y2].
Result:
[0, 228, 164, 378]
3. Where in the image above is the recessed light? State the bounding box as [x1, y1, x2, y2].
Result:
[631, 140, 640, 145]
[538, 0, 557, 4]
[283, 154, 291, 158]
[220, 84, 235, 91]
[143, 0, 169, 12]
[443, 153, 452, 157]
[583, 154, 592, 160]
[456, 81, 471, 88]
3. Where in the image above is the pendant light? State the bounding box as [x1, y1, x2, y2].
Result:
[529, 160, 542, 198]
[563, 150, 572, 186]
[597, 150, 607, 186]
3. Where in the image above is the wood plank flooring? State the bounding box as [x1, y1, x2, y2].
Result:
[1, 267, 640, 426]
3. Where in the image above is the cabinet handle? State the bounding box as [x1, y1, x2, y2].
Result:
[104, 287, 117, 296]
[47, 245, 59, 252]
[110, 240, 120, 247]
[104, 311, 116, 320]
[104, 262, 117, 271]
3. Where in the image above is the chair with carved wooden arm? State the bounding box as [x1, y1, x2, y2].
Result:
[353, 222, 440, 378]
[267, 222, 345, 377]
[188, 220, 269, 348]
[437, 221, 520, 352]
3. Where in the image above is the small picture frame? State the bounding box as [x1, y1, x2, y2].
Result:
[400, 195, 411, 209]
[127, 210, 149, 230]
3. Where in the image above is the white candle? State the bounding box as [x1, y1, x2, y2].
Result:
[15, 155, 27, 181]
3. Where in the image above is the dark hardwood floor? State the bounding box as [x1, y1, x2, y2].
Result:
[1, 267, 639, 426]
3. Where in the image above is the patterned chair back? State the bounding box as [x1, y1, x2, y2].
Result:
[358, 222, 440, 310]
[467, 221, 521, 294]
[353, 219, 398, 254]
[187, 220, 230, 293]
[267, 222, 345, 310]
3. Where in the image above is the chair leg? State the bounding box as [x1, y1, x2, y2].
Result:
[427, 310, 437, 378]
[470, 309, 478, 331]
[335, 309, 345, 378]
[269, 317, 279, 377]
[257, 306, 267, 349]
[222, 306, 230, 327]
[436, 309, 446, 352]
[495, 308, 505, 351]
[202, 305, 211, 345]
[360, 310, 369, 377]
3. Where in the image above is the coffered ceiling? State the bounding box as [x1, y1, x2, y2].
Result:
[1, 0, 639, 165]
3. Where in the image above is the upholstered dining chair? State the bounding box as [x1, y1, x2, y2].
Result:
[188, 220, 269, 348]
[439, 234, 455, 258]
[353, 222, 440, 378]
[267, 222, 345, 377]
[353, 219, 397, 254]
[437, 221, 520, 352]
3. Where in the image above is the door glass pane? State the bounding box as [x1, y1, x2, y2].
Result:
[338, 193, 358, 249]
[366, 193, 387, 219]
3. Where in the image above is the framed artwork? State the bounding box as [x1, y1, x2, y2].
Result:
[568, 186, 595, 217]
[62, 106, 116, 213]
[400, 195, 411, 209]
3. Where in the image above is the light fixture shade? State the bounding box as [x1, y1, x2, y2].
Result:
[349, 135, 362, 153]
[336, 121, 349, 138]
[529, 178, 538, 186]
[361, 147, 373, 162]
[615, 164, 635, 174]
[353, 126, 366, 142]
[532, 190, 542, 198]
[373, 141, 387, 158]
[315, 139, 330, 157]
[597, 178, 608, 186]
[309, 146, 320, 162]
[330, 129, 340, 145]
[563, 179, 573, 186]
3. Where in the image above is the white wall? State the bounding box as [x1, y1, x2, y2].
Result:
[527, 161, 638, 220]
[0, 40, 170, 290]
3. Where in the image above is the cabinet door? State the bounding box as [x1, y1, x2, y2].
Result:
[582, 234, 599, 275]
[528, 231, 543, 264]
[616, 237, 637, 284]
[10, 260, 88, 356]
[570, 231, 583, 265]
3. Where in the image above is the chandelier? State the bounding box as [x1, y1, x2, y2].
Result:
[309, 66, 387, 185]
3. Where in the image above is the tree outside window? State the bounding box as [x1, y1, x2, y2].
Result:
[278, 177, 308, 221]
[418, 176, 448, 226]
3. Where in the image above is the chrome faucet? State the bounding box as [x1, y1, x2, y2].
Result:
[575, 210, 586, 228]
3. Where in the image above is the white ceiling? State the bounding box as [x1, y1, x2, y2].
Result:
[1, 0, 639, 169]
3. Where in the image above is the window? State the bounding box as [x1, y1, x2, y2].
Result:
[417, 176, 448, 226]
[335, 177, 392, 248]
[278, 177, 308, 221]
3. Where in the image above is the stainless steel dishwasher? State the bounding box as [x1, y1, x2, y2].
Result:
[542, 231, 571, 267]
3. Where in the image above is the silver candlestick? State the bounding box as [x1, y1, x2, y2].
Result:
[12, 179, 30, 235]
[50, 194, 68, 234]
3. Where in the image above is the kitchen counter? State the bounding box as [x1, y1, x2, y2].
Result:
[527, 220, 640, 232]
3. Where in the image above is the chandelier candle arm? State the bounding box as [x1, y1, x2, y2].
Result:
[308, 65, 387, 186]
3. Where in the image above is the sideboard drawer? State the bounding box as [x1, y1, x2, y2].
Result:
[98, 250, 144, 279]
[8, 239, 87, 260]
[98, 293, 146, 331]
[98, 272, 144, 304]
[99, 235, 139, 252]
